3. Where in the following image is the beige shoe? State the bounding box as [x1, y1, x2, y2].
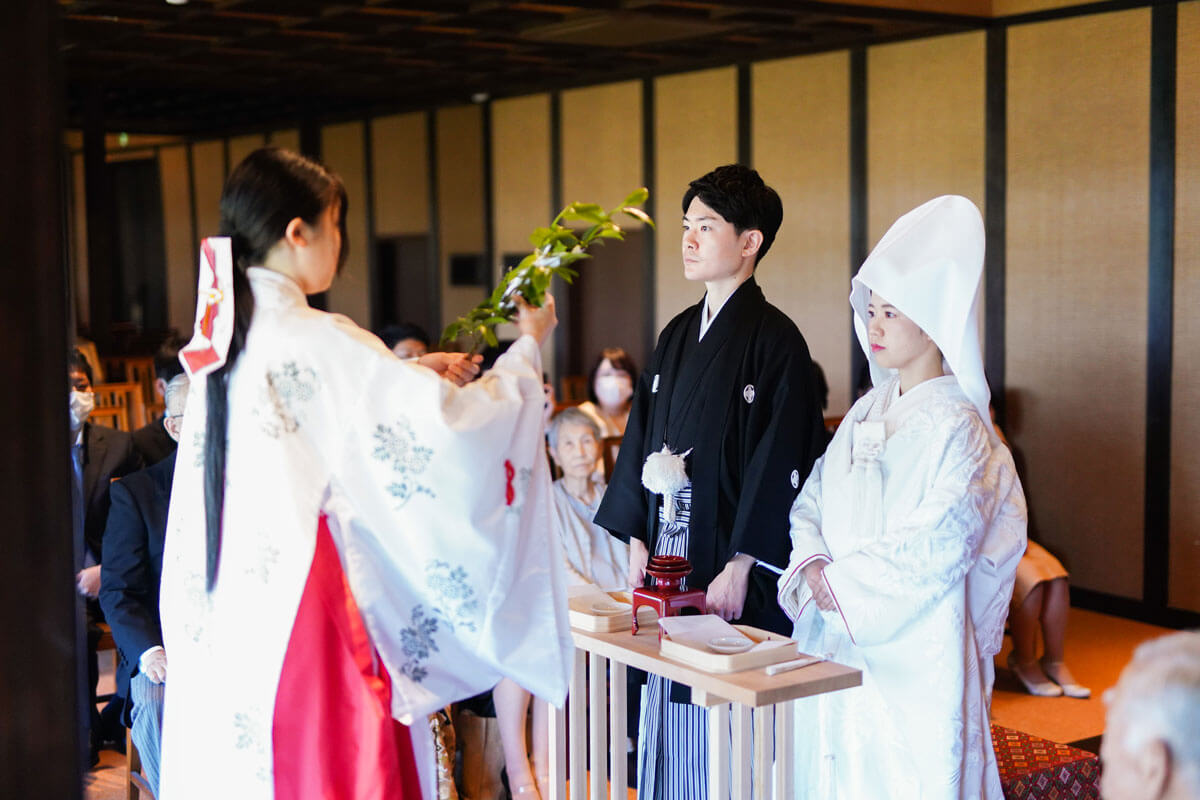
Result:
[1041, 660, 1091, 699]
[1007, 653, 1063, 697]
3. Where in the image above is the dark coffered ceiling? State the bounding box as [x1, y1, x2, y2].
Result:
[60, 0, 987, 135]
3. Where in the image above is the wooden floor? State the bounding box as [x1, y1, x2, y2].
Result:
[85, 606, 1169, 799]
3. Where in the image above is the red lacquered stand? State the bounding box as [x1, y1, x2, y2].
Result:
[631, 555, 707, 638]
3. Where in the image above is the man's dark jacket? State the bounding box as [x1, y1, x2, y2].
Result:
[99, 451, 174, 723]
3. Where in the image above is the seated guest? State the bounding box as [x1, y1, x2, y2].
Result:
[1101, 631, 1200, 800]
[777, 197, 1026, 798]
[547, 407, 629, 588]
[492, 409, 633, 800]
[994, 421, 1090, 699]
[69, 347, 143, 761]
[99, 373, 188, 795]
[378, 321, 431, 360]
[577, 347, 637, 437]
[131, 336, 184, 465]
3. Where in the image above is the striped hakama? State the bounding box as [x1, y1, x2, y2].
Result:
[637, 485, 712, 800]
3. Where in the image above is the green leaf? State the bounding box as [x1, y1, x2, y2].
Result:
[621, 206, 654, 227]
[596, 227, 624, 240]
[621, 187, 649, 208]
[482, 327, 499, 348]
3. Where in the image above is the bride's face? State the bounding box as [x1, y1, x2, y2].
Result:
[866, 291, 936, 371]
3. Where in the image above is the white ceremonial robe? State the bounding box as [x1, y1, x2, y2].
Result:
[549, 479, 629, 588]
[158, 268, 571, 800]
[778, 375, 1026, 800]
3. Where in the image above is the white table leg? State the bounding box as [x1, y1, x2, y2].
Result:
[754, 705, 773, 799]
[546, 695, 568, 800]
[772, 700, 794, 800]
[731, 703, 752, 800]
[569, 648, 588, 799]
[708, 702, 730, 800]
[588, 653, 608, 800]
[608, 661, 627, 800]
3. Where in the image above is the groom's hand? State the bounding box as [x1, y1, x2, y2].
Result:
[706, 553, 755, 621]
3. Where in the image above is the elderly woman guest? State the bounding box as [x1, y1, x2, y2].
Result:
[547, 407, 630, 587]
[493, 408, 631, 799]
[577, 347, 638, 438]
[777, 196, 1027, 799]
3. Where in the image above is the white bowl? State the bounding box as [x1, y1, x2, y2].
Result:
[707, 635, 753, 654]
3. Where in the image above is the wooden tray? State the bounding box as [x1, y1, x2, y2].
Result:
[568, 590, 638, 632]
[659, 624, 798, 674]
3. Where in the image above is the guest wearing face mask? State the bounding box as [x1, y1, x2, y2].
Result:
[577, 347, 638, 438]
[68, 347, 143, 764]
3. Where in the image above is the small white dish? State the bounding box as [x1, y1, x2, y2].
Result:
[707, 635, 753, 654]
[590, 601, 629, 615]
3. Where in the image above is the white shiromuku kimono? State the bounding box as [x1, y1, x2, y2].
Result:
[159, 268, 571, 799]
[778, 376, 1024, 799]
[549, 478, 629, 588]
[777, 195, 1026, 800]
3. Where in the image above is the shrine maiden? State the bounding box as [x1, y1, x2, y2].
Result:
[158, 149, 571, 800]
[777, 196, 1027, 799]
[597, 165, 827, 800]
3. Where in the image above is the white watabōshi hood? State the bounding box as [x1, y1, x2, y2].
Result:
[850, 194, 992, 434]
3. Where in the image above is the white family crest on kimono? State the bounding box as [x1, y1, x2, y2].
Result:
[777, 196, 1027, 800]
[159, 267, 571, 800]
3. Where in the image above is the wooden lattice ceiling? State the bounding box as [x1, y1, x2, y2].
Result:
[60, 0, 987, 135]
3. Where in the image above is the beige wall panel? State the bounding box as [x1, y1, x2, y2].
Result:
[191, 140, 226, 242]
[372, 113, 429, 236]
[71, 153, 89, 328]
[561, 81, 643, 215]
[269, 129, 300, 152]
[654, 67, 737, 332]
[436, 105, 487, 334]
[752, 52, 853, 415]
[867, 31, 985, 244]
[492, 94, 551, 274]
[159, 145, 196, 336]
[1171, 1, 1200, 612]
[491, 95, 555, 371]
[228, 134, 266, 173]
[1006, 9, 1151, 599]
[321, 121, 371, 327]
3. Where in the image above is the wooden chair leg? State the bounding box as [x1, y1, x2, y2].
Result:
[126, 727, 156, 800]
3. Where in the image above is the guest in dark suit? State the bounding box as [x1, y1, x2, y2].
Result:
[131, 336, 185, 466]
[100, 373, 187, 795]
[69, 348, 143, 762]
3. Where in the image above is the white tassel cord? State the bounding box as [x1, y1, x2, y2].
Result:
[642, 445, 692, 523]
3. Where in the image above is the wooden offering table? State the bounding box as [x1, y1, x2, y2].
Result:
[540, 620, 861, 800]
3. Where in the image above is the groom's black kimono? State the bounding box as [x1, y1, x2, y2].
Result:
[595, 276, 827, 637]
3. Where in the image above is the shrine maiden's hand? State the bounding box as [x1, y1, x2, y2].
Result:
[628, 537, 649, 588]
[76, 565, 101, 599]
[802, 560, 836, 612]
[142, 649, 168, 684]
[706, 553, 756, 621]
[515, 292, 557, 347]
[417, 352, 483, 387]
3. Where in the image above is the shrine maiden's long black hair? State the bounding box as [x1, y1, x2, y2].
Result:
[203, 147, 347, 590]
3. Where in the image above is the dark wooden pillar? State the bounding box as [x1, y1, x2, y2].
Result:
[83, 85, 114, 351]
[0, 2, 83, 798]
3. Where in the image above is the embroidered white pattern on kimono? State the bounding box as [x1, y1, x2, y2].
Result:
[158, 268, 571, 800]
[777, 376, 1026, 800]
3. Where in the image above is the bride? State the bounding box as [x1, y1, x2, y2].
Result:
[777, 195, 1027, 799]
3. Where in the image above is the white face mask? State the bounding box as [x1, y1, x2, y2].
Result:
[69, 390, 95, 431]
[594, 374, 633, 408]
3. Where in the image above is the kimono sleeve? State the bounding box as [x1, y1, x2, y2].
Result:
[776, 454, 833, 622]
[821, 414, 993, 647]
[594, 363, 656, 543]
[328, 335, 573, 722]
[726, 341, 826, 569]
